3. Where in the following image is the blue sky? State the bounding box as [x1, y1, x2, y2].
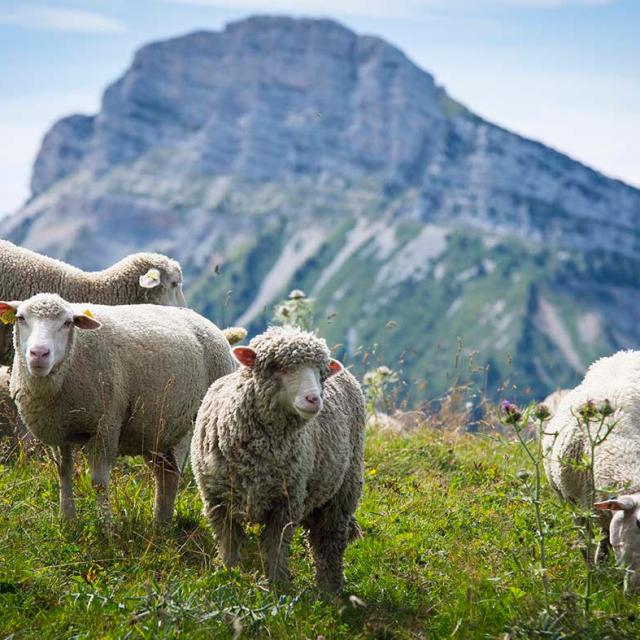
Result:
[1, 0, 638, 214]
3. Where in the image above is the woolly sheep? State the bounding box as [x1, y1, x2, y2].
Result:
[0, 293, 237, 524]
[543, 350, 640, 589]
[0, 239, 186, 366]
[191, 326, 365, 593]
[0, 241, 244, 451]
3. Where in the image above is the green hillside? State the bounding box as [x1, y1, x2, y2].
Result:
[187, 214, 622, 404]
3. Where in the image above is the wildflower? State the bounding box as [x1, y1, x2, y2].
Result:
[599, 399, 614, 417]
[501, 400, 522, 425]
[533, 404, 551, 422]
[579, 400, 597, 421]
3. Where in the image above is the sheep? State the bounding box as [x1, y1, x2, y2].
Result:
[0, 239, 186, 367]
[191, 325, 365, 593]
[0, 293, 237, 524]
[543, 350, 640, 589]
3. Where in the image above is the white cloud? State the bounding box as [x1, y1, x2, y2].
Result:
[0, 5, 126, 34]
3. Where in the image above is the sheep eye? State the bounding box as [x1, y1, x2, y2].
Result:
[272, 366, 288, 376]
[636, 518, 640, 530]
[16, 316, 25, 324]
[172, 282, 180, 288]
[63, 320, 72, 328]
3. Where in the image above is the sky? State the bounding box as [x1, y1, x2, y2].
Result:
[0, 0, 638, 215]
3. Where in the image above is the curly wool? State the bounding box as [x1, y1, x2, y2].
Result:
[248, 326, 331, 379]
[191, 326, 365, 592]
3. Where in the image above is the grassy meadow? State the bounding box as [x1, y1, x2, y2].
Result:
[1, 419, 639, 639]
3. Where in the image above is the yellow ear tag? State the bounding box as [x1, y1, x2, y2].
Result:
[145, 269, 160, 282]
[0, 309, 16, 325]
[83, 309, 94, 319]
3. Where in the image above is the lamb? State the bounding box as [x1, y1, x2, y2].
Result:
[543, 350, 640, 589]
[0, 293, 237, 524]
[191, 326, 365, 593]
[0, 239, 187, 367]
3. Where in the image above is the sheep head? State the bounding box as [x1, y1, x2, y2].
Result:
[0, 295, 101, 378]
[233, 326, 343, 422]
[595, 494, 640, 591]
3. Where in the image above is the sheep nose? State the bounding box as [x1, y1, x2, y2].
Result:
[29, 346, 50, 359]
[305, 394, 320, 405]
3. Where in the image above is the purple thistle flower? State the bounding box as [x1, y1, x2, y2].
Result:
[501, 400, 522, 425]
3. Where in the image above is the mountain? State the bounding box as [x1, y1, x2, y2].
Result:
[3, 16, 640, 402]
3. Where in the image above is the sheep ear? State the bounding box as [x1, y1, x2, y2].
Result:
[139, 268, 162, 289]
[594, 497, 637, 512]
[327, 359, 343, 377]
[0, 301, 20, 325]
[233, 346, 256, 368]
[73, 314, 102, 331]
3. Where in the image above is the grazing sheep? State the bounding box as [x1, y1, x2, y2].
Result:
[0, 293, 236, 524]
[543, 350, 640, 589]
[0, 239, 186, 367]
[191, 326, 365, 593]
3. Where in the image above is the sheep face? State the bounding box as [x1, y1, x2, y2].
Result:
[138, 263, 186, 307]
[595, 495, 640, 590]
[233, 346, 343, 421]
[0, 295, 101, 378]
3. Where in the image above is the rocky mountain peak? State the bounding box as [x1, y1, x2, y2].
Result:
[4, 16, 640, 401]
[30, 16, 447, 199]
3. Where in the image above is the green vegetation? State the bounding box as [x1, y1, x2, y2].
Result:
[184, 198, 616, 404]
[1, 422, 638, 639]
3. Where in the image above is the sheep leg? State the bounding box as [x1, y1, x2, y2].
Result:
[306, 503, 351, 593]
[261, 504, 296, 585]
[85, 448, 112, 524]
[144, 448, 182, 525]
[204, 501, 245, 567]
[56, 445, 76, 521]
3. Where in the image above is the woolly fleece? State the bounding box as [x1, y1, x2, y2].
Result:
[0, 239, 185, 366]
[11, 293, 237, 523]
[191, 326, 365, 592]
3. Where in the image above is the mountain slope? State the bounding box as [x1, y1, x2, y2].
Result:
[3, 16, 640, 400]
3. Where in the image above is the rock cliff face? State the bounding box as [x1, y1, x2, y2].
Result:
[4, 16, 640, 400]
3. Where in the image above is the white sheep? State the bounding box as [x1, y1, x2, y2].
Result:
[0, 241, 245, 451]
[0, 239, 187, 367]
[191, 326, 365, 593]
[0, 293, 237, 524]
[543, 350, 640, 589]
